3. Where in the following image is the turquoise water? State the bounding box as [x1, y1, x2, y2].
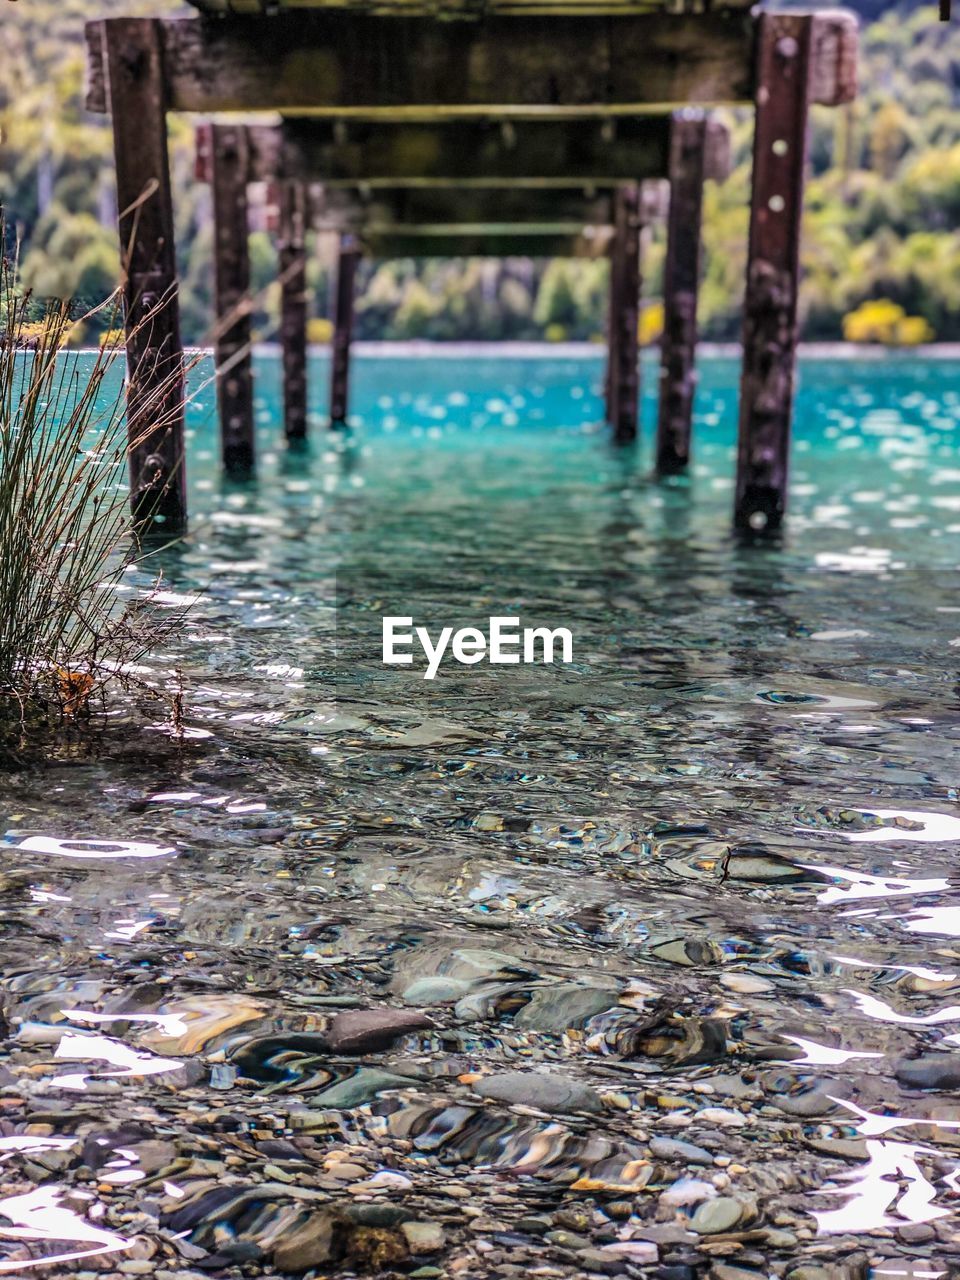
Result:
[3, 352, 960, 1278]
[212, 350, 960, 563]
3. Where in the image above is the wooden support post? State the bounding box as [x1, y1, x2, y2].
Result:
[329, 234, 360, 429]
[604, 233, 623, 426]
[607, 184, 642, 444]
[278, 180, 309, 442]
[656, 112, 708, 474]
[210, 123, 255, 475]
[735, 13, 813, 533]
[102, 18, 186, 534]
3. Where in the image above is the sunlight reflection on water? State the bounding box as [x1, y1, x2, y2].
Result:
[13, 836, 176, 860]
[814, 1140, 952, 1233]
[51, 1033, 184, 1091]
[0, 1187, 129, 1273]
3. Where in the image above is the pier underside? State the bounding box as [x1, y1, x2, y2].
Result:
[84, 6, 857, 534]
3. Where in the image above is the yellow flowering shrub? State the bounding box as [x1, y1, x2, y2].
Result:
[638, 301, 665, 347]
[842, 299, 934, 345]
[307, 317, 334, 344]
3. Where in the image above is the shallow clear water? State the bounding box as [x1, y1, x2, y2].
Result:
[4, 352, 960, 1278]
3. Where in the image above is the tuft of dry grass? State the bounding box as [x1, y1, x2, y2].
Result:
[0, 242, 190, 758]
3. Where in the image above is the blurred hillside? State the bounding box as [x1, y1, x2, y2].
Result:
[1, 0, 958, 342]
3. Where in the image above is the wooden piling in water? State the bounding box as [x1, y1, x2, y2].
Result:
[329, 234, 361, 428]
[210, 123, 255, 475]
[278, 181, 309, 442]
[607, 184, 642, 444]
[101, 18, 187, 534]
[734, 13, 813, 533]
[656, 112, 708, 475]
[603, 229, 622, 426]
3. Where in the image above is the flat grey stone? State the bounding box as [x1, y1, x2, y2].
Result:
[474, 1070, 603, 1114]
[689, 1197, 744, 1235]
[400, 1221, 445, 1253]
[272, 1209, 349, 1272]
[311, 1068, 414, 1109]
[513, 984, 618, 1032]
[896, 1055, 960, 1091]
[575, 1248, 629, 1276]
[896, 1222, 936, 1244]
[650, 1136, 714, 1166]
[402, 977, 473, 1005]
[324, 1008, 434, 1054]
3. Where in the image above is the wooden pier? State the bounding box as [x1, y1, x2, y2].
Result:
[85, 4, 857, 535]
[195, 120, 711, 445]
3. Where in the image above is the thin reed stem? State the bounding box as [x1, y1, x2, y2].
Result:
[0, 231, 192, 756]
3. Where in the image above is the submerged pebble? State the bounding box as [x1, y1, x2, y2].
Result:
[272, 1210, 350, 1272]
[660, 1178, 718, 1209]
[324, 1007, 434, 1054]
[650, 1136, 714, 1166]
[473, 1070, 604, 1113]
[400, 1220, 446, 1253]
[895, 1055, 960, 1091]
[689, 1196, 745, 1235]
[311, 1067, 416, 1108]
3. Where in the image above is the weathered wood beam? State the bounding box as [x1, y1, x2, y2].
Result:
[278, 181, 309, 442]
[735, 13, 814, 533]
[85, 12, 856, 118]
[211, 123, 256, 475]
[607, 184, 642, 443]
[86, 12, 756, 116]
[185, 0, 755, 14]
[330, 234, 361, 427]
[101, 18, 187, 535]
[361, 231, 608, 256]
[603, 221, 622, 420]
[230, 118, 729, 188]
[808, 9, 858, 108]
[313, 182, 666, 237]
[655, 111, 707, 474]
[196, 118, 729, 189]
[277, 118, 677, 187]
[604, 180, 664, 429]
[362, 221, 608, 236]
[312, 188, 616, 229]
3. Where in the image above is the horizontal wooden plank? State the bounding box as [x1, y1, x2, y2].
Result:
[361, 229, 612, 255]
[311, 178, 666, 224]
[86, 12, 759, 115]
[186, 0, 752, 14]
[364, 220, 603, 233]
[196, 117, 727, 188]
[199, 122, 673, 226]
[275, 117, 674, 185]
[312, 187, 616, 227]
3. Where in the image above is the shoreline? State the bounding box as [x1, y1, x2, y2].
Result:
[256, 340, 960, 360]
[76, 340, 960, 359]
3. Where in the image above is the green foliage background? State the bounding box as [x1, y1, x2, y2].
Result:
[1, 0, 956, 342]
